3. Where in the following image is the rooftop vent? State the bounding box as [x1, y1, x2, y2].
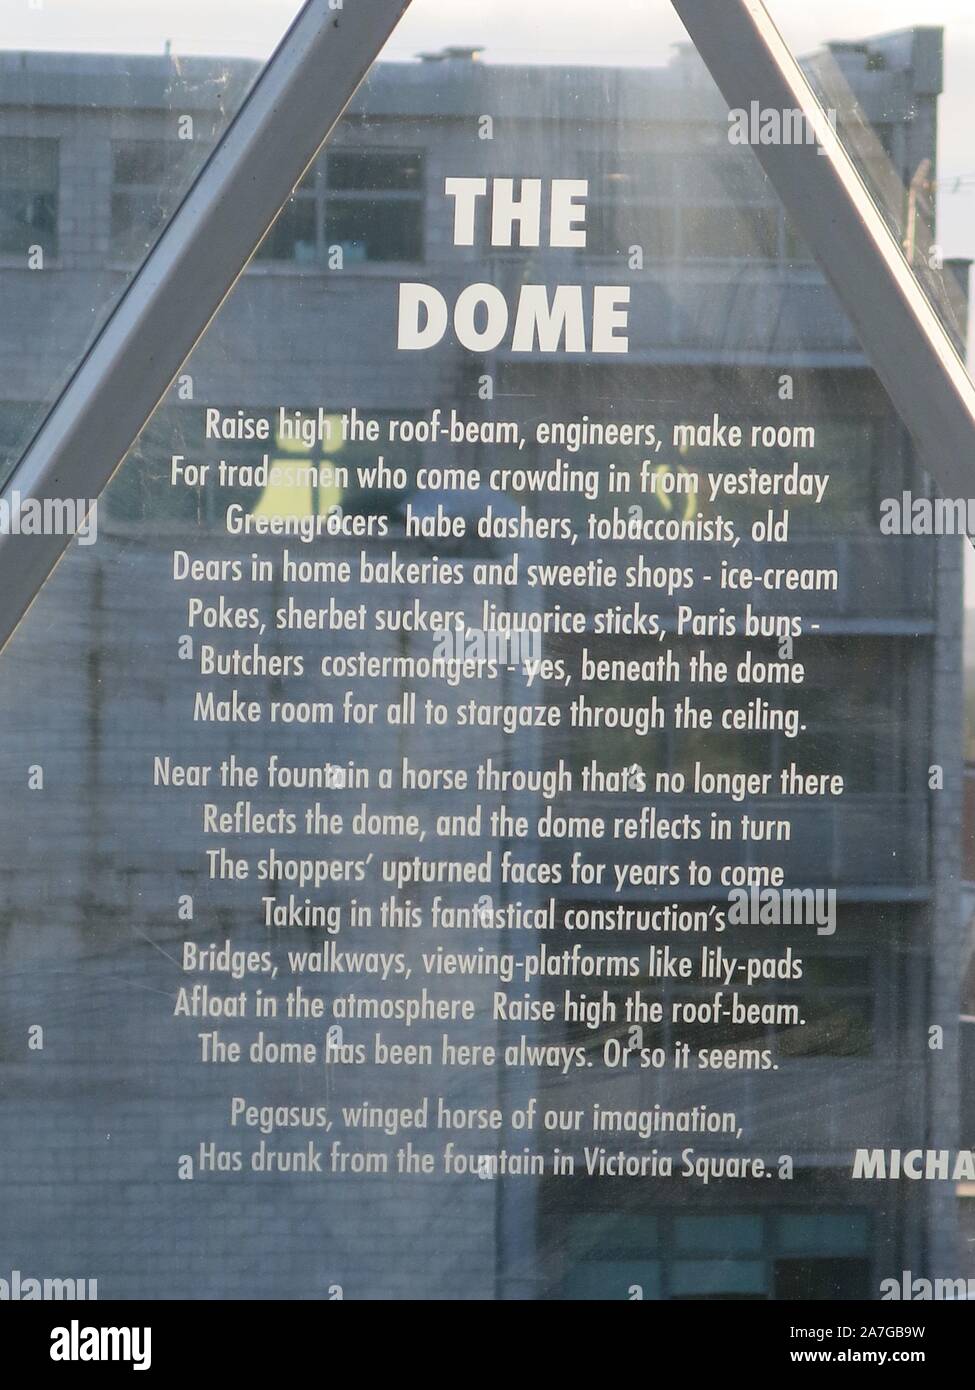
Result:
[418, 46, 484, 63]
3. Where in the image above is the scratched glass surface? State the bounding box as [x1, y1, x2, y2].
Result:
[0, 0, 306, 488]
[0, 0, 966, 1300]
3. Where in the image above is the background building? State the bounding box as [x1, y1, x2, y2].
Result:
[0, 30, 967, 1299]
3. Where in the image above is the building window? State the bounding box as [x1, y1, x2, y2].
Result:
[256, 148, 424, 265]
[0, 137, 58, 257]
[581, 154, 677, 260]
[672, 148, 780, 261]
[0, 399, 38, 488]
[550, 1206, 871, 1299]
[680, 203, 780, 260]
[572, 149, 810, 267]
[110, 140, 206, 261]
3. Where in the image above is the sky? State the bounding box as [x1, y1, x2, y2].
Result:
[0, 2, 966, 55]
[3, 0, 973, 66]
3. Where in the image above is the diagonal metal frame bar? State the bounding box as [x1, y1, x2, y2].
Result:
[672, 0, 965, 1284]
[0, 0, 411, 653]
[671, 0, 975, 505]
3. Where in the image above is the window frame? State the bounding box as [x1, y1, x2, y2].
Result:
[0, 133, 60, 260]
[253, 145, 426, 268]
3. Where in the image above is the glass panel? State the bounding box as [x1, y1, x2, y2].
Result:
[0, 0, 969, 1308]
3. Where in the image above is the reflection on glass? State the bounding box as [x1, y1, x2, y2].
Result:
[0, 1, 969, 1302]
[0, 8, 303, 483]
